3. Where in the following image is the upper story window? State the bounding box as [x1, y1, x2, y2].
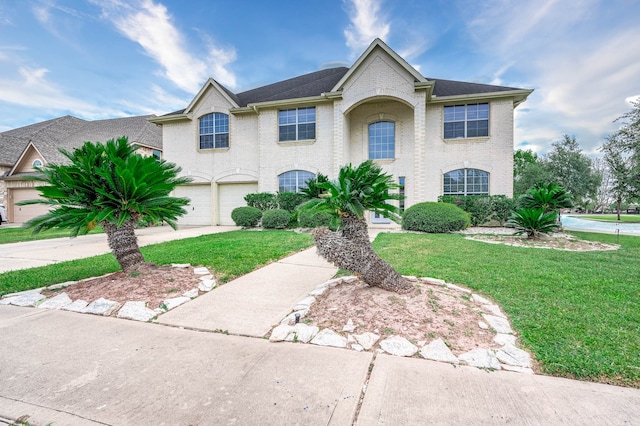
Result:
[32, 159, 43, 168]
[199, 113, 229, 149]
[278, 170, 316, 193]
[151, 149, 161, 159]
[443, 168, 489, 195]
[444, 103, 489, 139]
[278, 107, 316, 141]
[369, 121, 395, 160]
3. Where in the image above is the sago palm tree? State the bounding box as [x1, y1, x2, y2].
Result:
[299, 160, 413, 293]
[19, 137, 191, 272]
[518, 181, 573, 231]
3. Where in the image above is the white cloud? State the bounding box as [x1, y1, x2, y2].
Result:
[0, 66, 124, 119]
[95, 0, 236, 91]
[344, 0, 390, 57]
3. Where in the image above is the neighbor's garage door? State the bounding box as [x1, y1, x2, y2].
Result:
[218, 183, 258, 226]
[174, 185, 212, 226]
[11, 189, 49, 223]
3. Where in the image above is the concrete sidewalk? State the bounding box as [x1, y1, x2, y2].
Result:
[158, 246, 338, 337]
[1, 305, 639, 425]
[0, 225, 238, 273]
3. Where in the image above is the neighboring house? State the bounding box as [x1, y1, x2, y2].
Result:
[0, 115, 161, 223]
[151, 38, 533, 226]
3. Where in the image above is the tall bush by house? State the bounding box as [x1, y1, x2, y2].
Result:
[244, 192, 276, 211]
[231, 206, 262, 228]
[402, 202, 470, 233]
[261, 209, 291, 229]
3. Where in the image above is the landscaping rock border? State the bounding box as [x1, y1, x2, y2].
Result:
[269, 275, 534, 374]
[0, 265, 214, 322]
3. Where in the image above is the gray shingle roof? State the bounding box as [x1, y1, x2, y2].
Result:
[162, 66, 527, 117]
[0, 115, 161, 168]
[235, 67, 349, 106]
[428, 78, 522, 97]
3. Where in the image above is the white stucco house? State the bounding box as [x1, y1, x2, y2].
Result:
[151, 39, 532, 226]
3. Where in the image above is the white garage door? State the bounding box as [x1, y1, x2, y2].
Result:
[218, 183, 258, 226]
[174, 185, 212, 226]
[11, 189, 50, 223]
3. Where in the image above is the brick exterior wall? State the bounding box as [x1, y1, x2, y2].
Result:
[160, 47, 520, 225]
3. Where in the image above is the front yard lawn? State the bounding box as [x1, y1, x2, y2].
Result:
[373, 231, 640, 387]
[0, 225, 104, 244]
[577, 214, 640, 223]
[0, 230, 313, 296]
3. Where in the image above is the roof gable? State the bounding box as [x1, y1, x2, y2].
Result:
[9, 142, 46, 176]
[331, 38, 426, 92]
[183, 78, 241, 115]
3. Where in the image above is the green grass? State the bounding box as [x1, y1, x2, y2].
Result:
[576, 214, 640, 223]
[0, 226, 104, 244]
[373, 231, 640, 387]
[0, 230, 312, 296]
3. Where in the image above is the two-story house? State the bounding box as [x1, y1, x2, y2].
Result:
[151, 39, 532, 226]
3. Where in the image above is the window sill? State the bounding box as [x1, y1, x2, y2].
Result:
[198, 147, 230, 153]
[442, 136, 490, 144]
[277, 139, 316, 147]
[371, 158, 395, 165]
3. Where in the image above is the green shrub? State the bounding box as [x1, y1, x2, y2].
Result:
[276, 192, 306, 212]
[438, 194, 516, 226]
[244, 192, 276, 211]
[402, 202, 470, 233]
[231, 206, 262, 228]
[298, 209, 334, 229]
[490, 195, 518, 225]
[261, 209, 291, 229]
[505, 208, 558, 239]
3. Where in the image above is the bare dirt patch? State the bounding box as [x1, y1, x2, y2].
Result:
[42, 263, 203, 311]
[463, 230, 619, 251]
[306, 279, 502, 355]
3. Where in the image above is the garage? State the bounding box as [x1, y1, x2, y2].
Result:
[10, 189, 50, 223]
[174, 185, 212, 226]
[218, 183, 258, 226]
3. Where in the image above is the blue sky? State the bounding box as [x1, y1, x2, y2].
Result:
[1, 0, 639, 156]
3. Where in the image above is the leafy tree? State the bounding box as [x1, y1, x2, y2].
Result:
[298, 160, 412, 293]
[513, 149, 550, 196]
[600, 100, 640, 218]
[19, 137, 191, 272]
[543, 135, 601, 207]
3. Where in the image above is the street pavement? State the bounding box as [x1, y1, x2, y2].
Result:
[1, 226, 639, 425]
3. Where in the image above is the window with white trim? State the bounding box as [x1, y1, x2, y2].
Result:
[199, 113, 229, 149]
[444, 103, 489, 139]
[278, 107, 316, 141]
[32, 159, 43, 168]
[369, 121, 395, 159]
[278, 170, 315, 193]
[443, 169, 489, 195]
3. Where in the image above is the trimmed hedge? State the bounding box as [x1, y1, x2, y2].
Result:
[298, 209, 334, 229]
[261, 209, 291, 229]
[402, 202, 470, 233]
[231, 206, 262, 228]
[244, 192, 276, 211]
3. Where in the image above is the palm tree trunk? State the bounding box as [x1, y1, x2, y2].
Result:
[311, 214, 413, 293]
[102, 220, 146, 272]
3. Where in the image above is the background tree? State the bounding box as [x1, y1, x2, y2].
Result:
[299, 160, 413, 293]
[19, 137, 191, 272]
[513, 149, 550, 196]
[590, 157, 615, 213]
[543, 135, 601, 208]
[599, 100, 640, 218]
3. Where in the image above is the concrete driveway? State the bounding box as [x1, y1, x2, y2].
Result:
[0, 225, 238, 273]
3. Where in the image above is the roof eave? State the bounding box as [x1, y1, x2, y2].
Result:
[230, 95, 332, 114]
[429, 89, 534, 106]
[148, 114, 191, 124]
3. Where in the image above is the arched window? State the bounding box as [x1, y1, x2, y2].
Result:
[368, 121, 395, 160]
[32, 159, 43, 168]
[278, 170, 315, 193]
[199, 113, 229, 149]
[443, 169, 489, 195]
